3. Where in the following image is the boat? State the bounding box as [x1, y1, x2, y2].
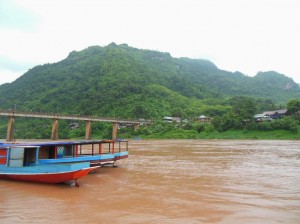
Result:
[0, 145, 97, 185]
[1, 139, 129, 167]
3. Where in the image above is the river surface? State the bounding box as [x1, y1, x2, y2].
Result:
[1, 140, 300, 224]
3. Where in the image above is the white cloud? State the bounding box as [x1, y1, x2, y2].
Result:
[0, 69, 24, 84]
[1, 0, 300, 84]
[0, 0, 40, 30]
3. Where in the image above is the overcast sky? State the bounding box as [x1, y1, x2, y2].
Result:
[1, 0, 300, 85]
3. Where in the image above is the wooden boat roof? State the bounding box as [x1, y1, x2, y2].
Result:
[0, 139, 119, 148]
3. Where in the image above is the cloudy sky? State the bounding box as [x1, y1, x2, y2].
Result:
[1, 0, 300, 85]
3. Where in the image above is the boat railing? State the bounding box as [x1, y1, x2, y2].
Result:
[77, 140, 129, 156]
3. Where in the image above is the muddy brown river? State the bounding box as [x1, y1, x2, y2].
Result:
[1, 140, 300, 223]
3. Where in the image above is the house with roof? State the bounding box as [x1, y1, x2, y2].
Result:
[163, 116, 181, 123]
[253, 114, 271, 122]
[197, 115, 211, 124]
[263, 109, 287, 119]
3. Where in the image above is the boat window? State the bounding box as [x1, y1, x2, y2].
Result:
[38, 147, 49, 159]
[57, 145, 73, 157]
[24, 148, 37, 166]
[64, 146, 73, 156]
[57, 146, 64, 158]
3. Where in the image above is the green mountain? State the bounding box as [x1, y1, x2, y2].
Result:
[0, 43, 299, 120]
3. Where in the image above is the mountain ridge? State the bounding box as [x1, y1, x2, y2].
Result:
[0, 43, 299, 120]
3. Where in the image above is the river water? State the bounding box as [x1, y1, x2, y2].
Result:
[0, 140, 300, 224]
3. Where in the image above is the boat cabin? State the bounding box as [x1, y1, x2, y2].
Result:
[37, 140, 124, 159]
[0, 146, 39, 167]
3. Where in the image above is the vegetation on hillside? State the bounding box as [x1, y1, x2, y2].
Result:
[0, 43, 299, 139]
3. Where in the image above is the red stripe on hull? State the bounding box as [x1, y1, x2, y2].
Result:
[0, 167, 97, 184]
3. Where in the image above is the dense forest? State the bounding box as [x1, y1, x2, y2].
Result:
[0, 43, 300, 139]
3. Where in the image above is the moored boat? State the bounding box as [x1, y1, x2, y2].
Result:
[1, 139, 129, 167]
[0, 145, 97, 185]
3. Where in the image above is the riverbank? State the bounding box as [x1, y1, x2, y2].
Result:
[123, 129, 300, 140]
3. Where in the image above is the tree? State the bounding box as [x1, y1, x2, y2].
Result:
[229, 96, 257, 119]
[287, 99, 300, 115]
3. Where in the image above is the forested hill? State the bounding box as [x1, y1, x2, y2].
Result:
[0, 43, 299, 119]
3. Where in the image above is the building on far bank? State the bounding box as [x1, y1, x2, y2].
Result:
[163, 116, 181, 123]
[197, 115, 211, 124]
[263, 109, 287, 119]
